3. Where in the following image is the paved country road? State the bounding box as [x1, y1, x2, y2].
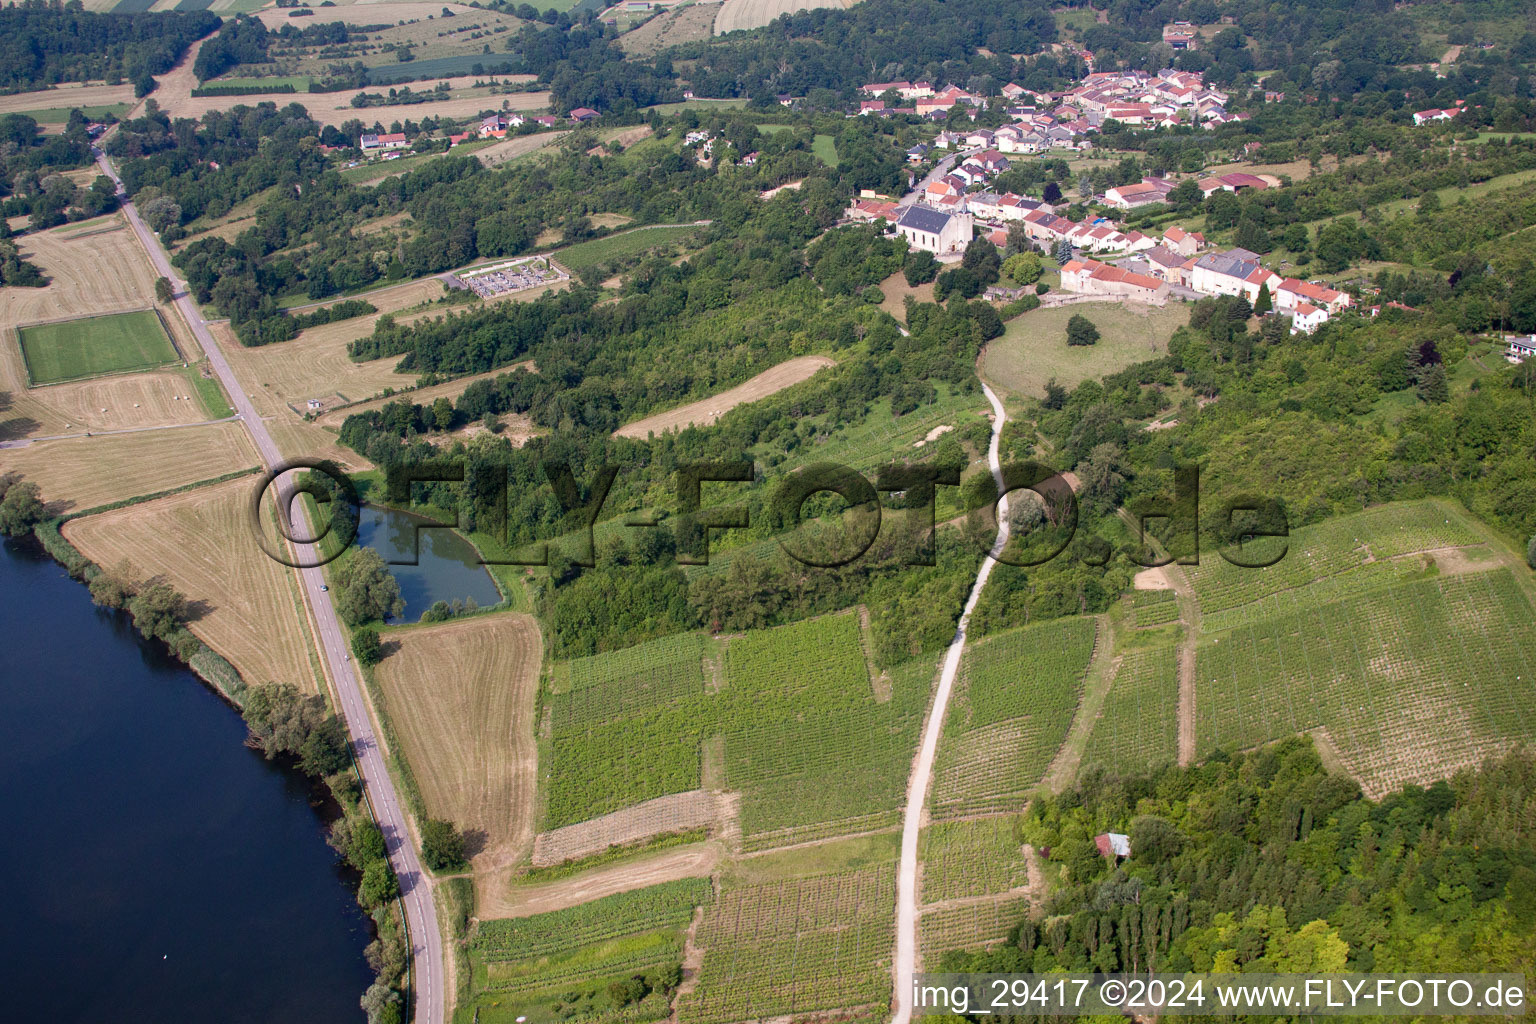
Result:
[891, 382, 1011, 1024]
[94, 148, 446, 1024]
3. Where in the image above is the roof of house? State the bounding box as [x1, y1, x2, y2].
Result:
[897, 205, 957, 234]
[1279, 277, 1344, 303]
[1095, 833, 1131, 858]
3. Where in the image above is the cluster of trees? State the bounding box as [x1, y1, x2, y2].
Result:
[0, 474, 45, 536]
[333, 548, 405, 625]
[192, 16, 271, 82]
[0, 113, 114, 234]
[0, 5, 218, 96]
[944, 739, 1536, 982]
[86, 560, 209, 663]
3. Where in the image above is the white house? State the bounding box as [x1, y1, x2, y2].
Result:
[360, 132, 408, 153]
[1275, 277, 1353, 315]
[895, 205, 973, 255]
[1507, 335, 1536, 363]
[1189, 250, 1282, 302]
[1289, 303, 1329, 334]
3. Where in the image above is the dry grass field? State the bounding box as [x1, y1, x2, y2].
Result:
[877, 270, 935, 324]
[475, 131, 565, 168]
[64, 477, 326, 692]
[374, 615, 543, 870]
[314, 360, 534, 428]
[255, 3, 485, 28]
[714, 0, 856, 34]
[0, 82, 135, 117]
[532, 790, 729, 867]
[2, 421, 258, 513]
[620, 3, 721, 55]
[614, 355, 835, 439]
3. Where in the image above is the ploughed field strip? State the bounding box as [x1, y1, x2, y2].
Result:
[542, 614, 938, 851]
[677, 864, 895, 1024]
[18, 309, 179, 385]
[1079, 639, 1181, 773]
[930, 616, 1098, 818]
[1183, 499, 1485, 633]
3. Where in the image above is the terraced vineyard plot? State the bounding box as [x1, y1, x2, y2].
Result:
[920, 896, 1027, 954]
[1130, 588, 1179, 627]
[1184, 500, 1482, 626]
[919, 817, 1026, 904]
[1195, 569, 1536, 796]
[545, 634, 711, 828]
[722, 616, 935, 846]
[474, 878, 712, 961]
[931, 616, 1098, 817]
[1080, 642, 1180, 772]
[480, 930, 683, 996]
[678, 865, 895, 1024]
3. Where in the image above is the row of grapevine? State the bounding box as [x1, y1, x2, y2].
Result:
[1195, 568, 1536, 795]
[918, 817, 1027, 904]
[919, 896, 1027, 955]
[1185, 500, 1483, 617]
[481, 930, 684, 995]
[931, 616, 1098, 816]
[473, 878, 713, 960]
[1080, 641, 1180, 773]
[1129, 588, 1179, 627]
[679, 865, 896, 1024]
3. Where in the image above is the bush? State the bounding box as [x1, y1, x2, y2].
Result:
[352, 626, 383, 666]
[1527, 534, 1536, 570]
[420, 818, 466, 871]
[1066, 313, 1100, 347]
[359, 859, 400, 908]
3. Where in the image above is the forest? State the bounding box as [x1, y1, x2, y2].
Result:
[940, 739, 1536, 987]
[0, 4, 218, 96]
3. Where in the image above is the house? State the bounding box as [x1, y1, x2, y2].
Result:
[1137, 246, 1193, 285]
[1275, 277, 1352, 314]
[1001, 82, 1028, 101]
[1506, 335, 1536, 363]
[861, 80, 911, 97]
[860, 100, 885, 115]
[1021, 209, 1077, 245]
[1413, 107, 1461, 125]
[306, 398, 324, 411]
[1289, 302, 1329, 334]
[966, 192, 1007, 221]
[533, 115, 559, 127]
[895, 205, 973, 255]
[447, 133, 469, 147]
[1162, 22, 1197, 49]
[568, 107, 600, 122]
[359, 132, 408, 153]
[1162, 225, 1204, 256]
[846, 198, 901, 223]
[1189, 250, 1281, 302]
[1094, 833, 1132, 859]
[964, 128, 996, 149]
[903, 81, 935, 99]
[906, 143, 930, 164]
[974, 149, 1010, 174]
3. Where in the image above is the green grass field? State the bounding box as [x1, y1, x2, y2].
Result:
[205, 75, 314, 91]
[931, 615, 1098, 817]
[552, 224, 704, 272]
[979, 301, 1189, 398]
[11, 102, 131, 123]
[811, 133, 840, 167]
[18, 310, 178, 385]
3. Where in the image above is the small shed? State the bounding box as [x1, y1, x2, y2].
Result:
[1094, 832, 1131, 859]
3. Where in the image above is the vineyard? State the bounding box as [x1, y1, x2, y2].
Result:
[1080, 641, 1180, 773]
[722, 618, 935, 847]
[1184, 500, 1483, 626]
[1195, 568, 1536, 796]
[544, 634, 713, 828]
[931, 616, 1098, 817]
[473, 878, 713, 961]
[1129, 588, 1179, 627]
[919, 896, 1028, 956]
[479, 930, 683, 996]
[677, 865, 895, 1024]
[918, 817, 1027, 904]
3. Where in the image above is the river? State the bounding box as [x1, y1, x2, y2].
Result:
[0, 540, 374, 1023]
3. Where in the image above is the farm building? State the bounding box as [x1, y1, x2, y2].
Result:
[895, 205, 973, 255]
[360, 132, 408, 153]
[1060, 259, 1169, 303]
[1189, 250, 1282, 302]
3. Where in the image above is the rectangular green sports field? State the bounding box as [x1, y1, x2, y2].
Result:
[18, 310, 178, 385]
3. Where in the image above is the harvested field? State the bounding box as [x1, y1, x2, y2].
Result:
[0, 83, 135, 117]
[877, 270, 934, 323]
[63, 476, 324, 691]
[315, 361, 534, 428]
[532, 790, 728, 867]
[374, 614, 542, 869]
[255, 3, 485, 28]
[2, 421, 257, 512]
[614, 355, 835, 438]
[1, 369, 219, 440]
[480, 843, 722, 920]
[18, 309, 177, 385]
[714, 0, 856, 35]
